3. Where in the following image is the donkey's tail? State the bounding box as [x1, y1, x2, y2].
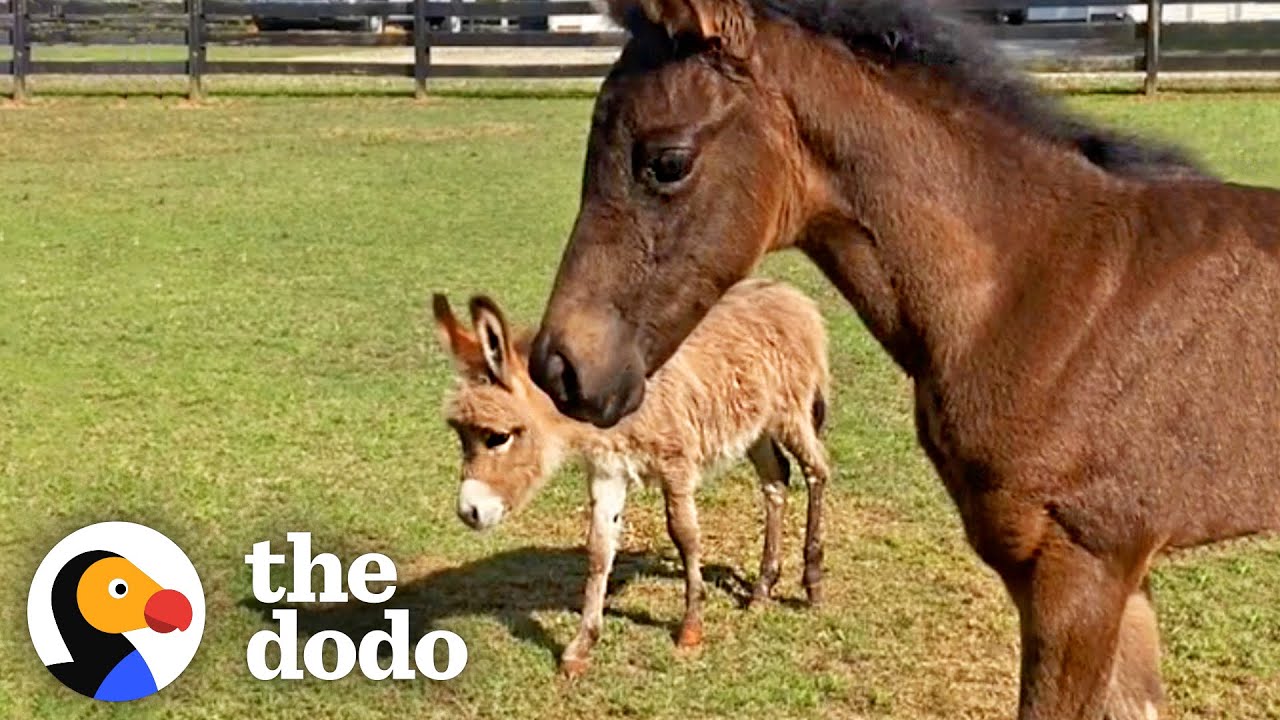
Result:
[811, 388, 828, 435]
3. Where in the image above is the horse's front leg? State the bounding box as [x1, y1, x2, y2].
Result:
[560, 470, 628, 679]
[1104, 580, 1166, 720]
[1007, 530, 1134, 720]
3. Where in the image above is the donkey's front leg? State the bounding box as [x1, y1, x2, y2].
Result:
[561, 471, 628, 679]
[662, 474, 704, 649]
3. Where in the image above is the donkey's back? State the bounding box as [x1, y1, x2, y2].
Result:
[612, 277, 830, 471]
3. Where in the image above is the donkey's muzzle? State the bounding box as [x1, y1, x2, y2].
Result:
[457, 479, 506, 530]
[529, 326, 645, 429]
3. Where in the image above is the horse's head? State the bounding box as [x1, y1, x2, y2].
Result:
[530, 0, 800, 428]
[528, 0, 1212, 430]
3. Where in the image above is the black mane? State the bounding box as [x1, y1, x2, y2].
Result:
[757, 0, 1209, 178]
[620, 0, 1210, 179]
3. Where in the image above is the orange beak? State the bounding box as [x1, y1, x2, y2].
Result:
[143, 588, 192, 633]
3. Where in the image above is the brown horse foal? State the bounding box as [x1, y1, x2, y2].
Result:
[433, 279, 830, 677]
[526, 0, 1279, 718]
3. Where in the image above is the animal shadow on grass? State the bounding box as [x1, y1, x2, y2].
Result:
[238, 546, 754, 662]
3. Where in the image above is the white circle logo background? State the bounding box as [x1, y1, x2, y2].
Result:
[27, 521, 206, 694]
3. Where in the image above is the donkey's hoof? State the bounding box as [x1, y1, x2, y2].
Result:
[805, 586, 823, 607]
[559, 656, 591, 680]
[746, 591, 772, 611]
[676, 621, 703, 649]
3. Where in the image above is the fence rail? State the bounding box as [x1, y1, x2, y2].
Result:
[2, 0, 1279, 99]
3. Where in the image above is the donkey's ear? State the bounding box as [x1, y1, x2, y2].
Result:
[432, 293, 485, 372]
[468, 295, 515, 390]
[638, 0, 754, 59]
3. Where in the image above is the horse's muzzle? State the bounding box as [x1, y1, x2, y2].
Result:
[529, 326, 646, 428]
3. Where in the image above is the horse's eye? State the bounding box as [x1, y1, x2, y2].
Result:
[484, 431, 512, 449]
[646, 147, 694, 187]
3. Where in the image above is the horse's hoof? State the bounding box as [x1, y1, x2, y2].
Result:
[560, 656, 590, 680]
[676, 621, 703, 649]
[805, 586, 823, 607]
[746, 592, 771, 611]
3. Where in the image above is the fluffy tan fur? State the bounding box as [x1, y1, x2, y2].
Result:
[434, 277, 832, 677]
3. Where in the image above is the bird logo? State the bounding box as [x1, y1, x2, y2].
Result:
[28, 522, 205, 702]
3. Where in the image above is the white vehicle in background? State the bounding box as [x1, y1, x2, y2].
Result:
[418, 2, 620, 34]
[548, 12, 619, 33]
[996, 4, 1131, 24]
[1026, 4, 1131, 22]
[1003, 3, 1280, 24]
[1126, 2, 1280, 22]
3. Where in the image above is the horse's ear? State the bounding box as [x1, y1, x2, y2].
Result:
[595, 0, 636, 27]
[638, 0, 754, 59]
[432, 293, 485, 374]
[468, 295, 516, 391]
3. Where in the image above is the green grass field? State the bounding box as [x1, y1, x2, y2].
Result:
[1, 91, 1279, 719]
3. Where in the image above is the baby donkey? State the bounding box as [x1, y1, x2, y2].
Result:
[433, 278, 832, 677]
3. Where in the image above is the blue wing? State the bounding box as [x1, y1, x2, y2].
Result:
[94, 650, 159, 702]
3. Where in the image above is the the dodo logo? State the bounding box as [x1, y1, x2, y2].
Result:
[27, 521, 205, 702]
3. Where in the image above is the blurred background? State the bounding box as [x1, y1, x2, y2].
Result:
[3, 1, 1280, 97]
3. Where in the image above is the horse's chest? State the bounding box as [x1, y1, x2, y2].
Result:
[912, 380, 990, 498]
[914, 383, 983, 520]
[912, 380, 1049, 568]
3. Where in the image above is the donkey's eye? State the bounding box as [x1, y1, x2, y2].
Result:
[484, 432, 512, 449]
[643, 147, 695, 188]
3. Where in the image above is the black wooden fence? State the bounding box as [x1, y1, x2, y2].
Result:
[1, 0, 1279, 99]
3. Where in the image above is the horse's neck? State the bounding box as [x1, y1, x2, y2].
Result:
[772, 45, 1117, 387]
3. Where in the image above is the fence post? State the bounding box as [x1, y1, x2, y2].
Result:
[187, 0, 206, 100]
[1144, 0, 1162, 95]
[12, 0, 28, 100]
[413, 0, 429, 98]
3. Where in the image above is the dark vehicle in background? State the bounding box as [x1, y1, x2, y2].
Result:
[251, 0, 467, 33]
[252, 0, 551, 33]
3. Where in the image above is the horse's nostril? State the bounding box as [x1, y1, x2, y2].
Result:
[553, 351, 581, 406]
[531, 337, 583, 411]
[542, 352, 566, 401]
[530, 333, 563, 402]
